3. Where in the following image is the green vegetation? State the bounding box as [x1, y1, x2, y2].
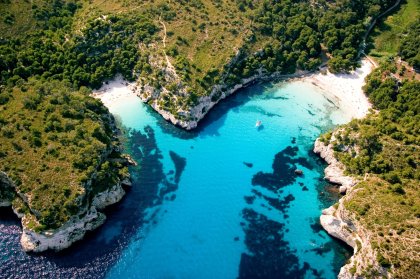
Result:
[368, 0, 420, 62]
[0, 79, 127, 230]
[0, 2, 158, 88]
[0, 0, 414, 241]
[326, 64, 419, 277]
[334, 67, 419, 178]
[1, 0, 397, 113]
[322, 2, 420, 275]
[399, 19, 420, 69]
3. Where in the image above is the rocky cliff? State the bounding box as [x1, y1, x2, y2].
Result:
[314, 138, 390, 278]
[20, 181, 126, 252]
[1, 159, 131, 253]
[313, 137, 357, 193]
[136, 48, 310, 130]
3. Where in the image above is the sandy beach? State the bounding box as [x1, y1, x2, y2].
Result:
[304, 59, 374, 119]
[93, 60, 374, 121]
[91, 75, 137, 108]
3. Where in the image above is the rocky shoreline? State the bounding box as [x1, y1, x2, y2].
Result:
[135, 59, 373, 131]
[136, 68, 311, 130]
[0, 121, 135, 254]
[1, 170, 130, 253]
[131, 57, 377, 277]
[93, 58, 375, 276]
[314, 137, 388, 278]
[22, 55, 373, 265]
[20, 181, 126, 252]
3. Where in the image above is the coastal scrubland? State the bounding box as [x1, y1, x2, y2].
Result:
[318, 2, 420, 276]
[1, 0, 397, 118]
[0, 79, 128, 231]
[368, 0, 420, 67]
[320, 20, 420, 278]
[0, 0, 418, 267]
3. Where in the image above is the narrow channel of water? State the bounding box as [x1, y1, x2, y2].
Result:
[0, 80, 353, 278]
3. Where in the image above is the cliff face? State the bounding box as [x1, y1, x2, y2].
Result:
[0, 157, 130, 253]
[136, 49, 310, 130]
[137, 73, 268, 130]
[19, 182, 126, 252]
[313, 137, 357, 192]
[314, 138, 390, 279]
[0, 171, 14, 207]
[20, 207, 106, 252]
[0, 81, 134, 253]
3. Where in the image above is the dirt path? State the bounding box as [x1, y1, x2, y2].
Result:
[159, 18, 173, 69]
[362, 0, 402, 52]
[364, 55, 379, 68]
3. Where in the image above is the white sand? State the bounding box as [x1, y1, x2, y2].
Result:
[93, 60, 374, 122]
[91, 74, 136, 109]
[304, 59, 374, 120]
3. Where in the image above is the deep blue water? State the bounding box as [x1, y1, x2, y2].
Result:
[0, 81, 352, 279]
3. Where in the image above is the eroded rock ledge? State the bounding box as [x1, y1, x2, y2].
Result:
[137, 63, 310, 130]
[20, 182, 126, 252]
[314, 138, 390, 278]
[313, 137, 357, 193]
[1, 164, 131, 253]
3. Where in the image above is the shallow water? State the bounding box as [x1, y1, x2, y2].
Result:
[0, 80, 352, 279]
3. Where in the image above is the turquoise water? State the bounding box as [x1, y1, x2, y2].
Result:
[0, 80, 352, 278]
[105, 81, 351, 279]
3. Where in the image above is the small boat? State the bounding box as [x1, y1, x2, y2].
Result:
[255, 120, 262, 127]
[294, 169, 304, 175]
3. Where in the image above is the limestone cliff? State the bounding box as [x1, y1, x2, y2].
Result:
[20, 206, 106, 252]
[135, 48, 310, 130]
[0, 159, 131, 253]
[314, 138, 390, 278]
[313, 137, 357, 192]
[19, 181, 126, 252]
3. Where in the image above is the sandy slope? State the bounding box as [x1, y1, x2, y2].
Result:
[305, 59, 373, 119]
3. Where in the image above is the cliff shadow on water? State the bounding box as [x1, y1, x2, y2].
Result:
[0, 80, 353, 278]
[0, 125, 186, 279]
[154, 82, 289, 139]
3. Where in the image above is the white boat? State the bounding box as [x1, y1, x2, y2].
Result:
[255, 120, 262, 127]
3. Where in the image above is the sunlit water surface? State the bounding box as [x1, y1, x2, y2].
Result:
[0, 81, 352, 279]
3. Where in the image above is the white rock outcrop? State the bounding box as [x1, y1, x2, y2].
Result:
[21, 207, 106, 252]
[92, 183, 125, 210]
[137, 65, 310, 130]
[313, 138, 357, 192]
[18, 180, 126, 253]
[320, 205, 356, 248]
[314, 137, 389, 278]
